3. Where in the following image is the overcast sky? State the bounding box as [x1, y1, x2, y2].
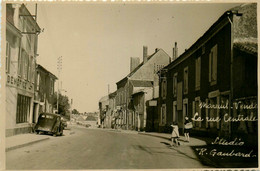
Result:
[26, 2, 240, 113]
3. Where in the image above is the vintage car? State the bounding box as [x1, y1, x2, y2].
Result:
[34, 113, 64, 136]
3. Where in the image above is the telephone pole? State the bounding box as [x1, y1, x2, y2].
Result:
[57, 56, 62, 113]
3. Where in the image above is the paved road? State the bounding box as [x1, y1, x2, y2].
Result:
[6, 126, 207, 169]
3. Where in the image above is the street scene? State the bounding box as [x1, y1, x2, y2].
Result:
[3, 1, 258, 170]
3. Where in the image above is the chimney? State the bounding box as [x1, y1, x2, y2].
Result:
[130, 57, 140, 72]
[143, 46, 148, 63]
[174, 42, 178, 59]
[155, 48, 159, 53]
[172, 47, 175, 61]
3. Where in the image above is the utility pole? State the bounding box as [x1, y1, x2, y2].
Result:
[57, 56, 62, 114]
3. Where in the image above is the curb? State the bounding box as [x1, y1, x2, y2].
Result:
[6, 137, 50, 152]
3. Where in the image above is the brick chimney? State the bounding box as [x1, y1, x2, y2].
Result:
[130, 57, 140, 72]
[174, 42, 178, 59]
[143, 46, 148, 63]
[172, 47, 175, 61]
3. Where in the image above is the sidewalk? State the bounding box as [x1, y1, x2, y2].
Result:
[6, 129, 75, 152]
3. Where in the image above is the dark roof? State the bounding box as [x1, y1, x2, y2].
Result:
[165, 3, 257, 71]
[109, 91, 117, 98]
[234, 40, 257, 55]
[37, 64, 58, 79]
[232, 3, 257, 40]
[130, 80, 153, 87]
[116, 49, 163, 85]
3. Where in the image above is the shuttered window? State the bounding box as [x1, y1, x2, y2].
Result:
[209, 44, 217, 84]
[195, 57, 201, 90]
[6, 42, 11, 73]
[184, 67, 188, 94]
[173, 73, 177, 97]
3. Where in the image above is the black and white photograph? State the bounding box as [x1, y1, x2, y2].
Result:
[1, 1, 259, 170]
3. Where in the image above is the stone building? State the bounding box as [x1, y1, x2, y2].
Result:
[5, 4, 41, 136]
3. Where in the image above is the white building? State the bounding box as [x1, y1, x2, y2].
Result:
[5, 4, 41, 136]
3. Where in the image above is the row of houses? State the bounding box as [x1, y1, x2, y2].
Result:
[99, 3, 257, 143]
[5, 4, 57, 137]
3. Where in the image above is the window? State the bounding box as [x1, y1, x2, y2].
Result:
[36, 72, 40, 91]
[6, 42, 11, 73]
[184, 67, 188, 94]
[209, 44, 217, 84]
[161, 104, 166, 125]
[173, 73, 177, 97]
[50, 79, 54, 95]
[18, 48, 22, 76]
[195, 57, 201, 90]
[173, 101, 177, 123]
[30, 56, 35, 83]
[16, 94, 31, 123]
[27, 56, 31, 81]
[161, 78, 167, 99]
[21, 49, 29, 79]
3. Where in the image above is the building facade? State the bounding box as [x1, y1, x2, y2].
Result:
[157, 4, 257, 143]
[32, 64, 57, 124]
[6, 4, 41, 137]
[98, 95, 109, 128]
[115, 46, 171, 130]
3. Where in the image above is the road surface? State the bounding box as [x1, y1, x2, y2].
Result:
[6, 125, 207, 169]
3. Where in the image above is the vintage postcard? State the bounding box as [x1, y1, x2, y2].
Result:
[1, 0, 259, 170]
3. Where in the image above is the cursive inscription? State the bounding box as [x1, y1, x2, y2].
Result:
[192, 112, 258, 122]
[196, 148, 257, 158]
[199, 101, 257, 110]
[211, 137, 244, 146]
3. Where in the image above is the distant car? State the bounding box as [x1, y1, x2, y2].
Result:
[34, 113, 64, 136]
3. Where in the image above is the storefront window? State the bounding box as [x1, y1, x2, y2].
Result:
[16, 94, 31, 123]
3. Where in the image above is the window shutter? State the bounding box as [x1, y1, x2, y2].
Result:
[164, 105, 166, 124]
[213, 45, 218, 82]
[199, 100, 202, 128]
[198, 57, 201, 87]
[209, 52, 212, 82]
[6, 42, 10, 73]
[206, 99, 208, 128]
[192, 101, 195, 126]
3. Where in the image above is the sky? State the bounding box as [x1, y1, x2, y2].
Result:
[26, 2, 240, 113]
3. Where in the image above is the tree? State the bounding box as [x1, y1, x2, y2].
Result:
[72, 109, 80, 114]
[53, 92, 70, 116]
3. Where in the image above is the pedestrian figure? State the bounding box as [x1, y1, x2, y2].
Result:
[184, 117, 193, 142]
[171, 123, 180, 146]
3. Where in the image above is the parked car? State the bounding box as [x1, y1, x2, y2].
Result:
[34, 113, 64, 136]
